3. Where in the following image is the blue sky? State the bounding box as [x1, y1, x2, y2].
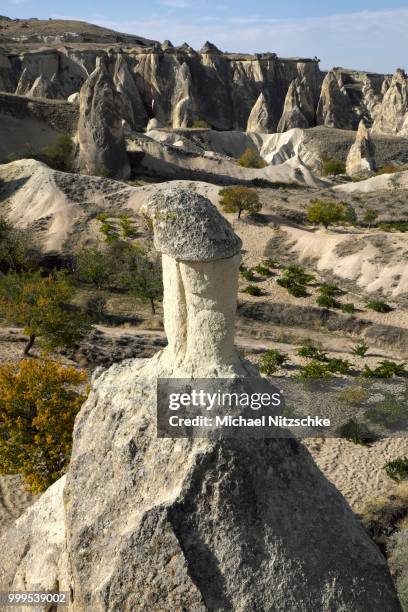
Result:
[2, 0, 408, 72]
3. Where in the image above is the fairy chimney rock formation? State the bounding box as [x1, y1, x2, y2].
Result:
[77, 59, 130, 180]
[346, 120, 376, 176]
[141, 189, 242, 377]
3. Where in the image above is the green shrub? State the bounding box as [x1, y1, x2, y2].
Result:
[322, 158, 346, 176]
[259, 349, 288, 375]
[240, 270, 255, 282]
[262, 258, 276, 268]
[85, 294, 107, 320]
[362, 361, 406, 379]
[366, 299, 392, 313]
[363, 209, 378, 228]
[388, 529, 408, 611]
[277, 266, 314, 298]
[376, 164, 400, 175]
[119, 215, 137, 239]
[297, 345, 327, 361]
[253, 264, 271, 277]
[243, 284, 263, 296]
[297, 361, 332, 380]
[317, 294, 339, 308]
[379, 222, 408, 233]
[41, 134, 74, 172]
[327, 358, 351, 375]
[352, 342, 369, 357]
[238, 148, 267, 169]
[337, 418, 375, 445]
[317, 283, 341, 296]
[384, 458, 408, 483]
[191, 120, 210, 129]
[341, 303, 355, 314]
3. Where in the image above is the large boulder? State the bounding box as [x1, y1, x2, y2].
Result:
[372, 69, 408, 137]
[77, 59, 130, 179]
[346, 120, 376, 176]
[0, 190, 402, 611]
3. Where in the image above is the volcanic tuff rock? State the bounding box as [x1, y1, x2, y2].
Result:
[0, 189, 402, 611]
[0, 15, 402, 134]
[372, 69, 408, 137]
[346, 119, 376, 176]
[77, 59, 130, 179]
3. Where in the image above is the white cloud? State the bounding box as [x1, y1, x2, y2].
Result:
[84, 8, 408, 73]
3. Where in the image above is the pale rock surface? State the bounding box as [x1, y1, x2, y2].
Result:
[346, 120, 376, 176]
[112, 54, 148, 130]
[171, 62, 194, 128]
[67, 92, 80, 104]
[316, 70, 356, 129]
[77, 59, 130, 179]
[246, 92, 273, 133]
[372, 69, 408, 137]
[0, 190, 402, 611]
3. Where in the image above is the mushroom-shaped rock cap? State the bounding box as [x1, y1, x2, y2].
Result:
[141, 188, 242, 262]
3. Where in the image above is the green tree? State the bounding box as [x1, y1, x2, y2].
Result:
[0, 270, 90, 355]
[307, 200, 347, 229]
[363, 209, 378, 229]
[41, 134, 74, 172]
[0, 217, 40, 273]
[238, 148, 267, 169]
[219, 186, 261, 219]
[0, 357, 87, 493]
[75, 246, 114, 289]
[122, 250, 163, 314]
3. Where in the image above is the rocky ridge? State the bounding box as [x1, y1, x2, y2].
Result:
[0, 17, 406, 136]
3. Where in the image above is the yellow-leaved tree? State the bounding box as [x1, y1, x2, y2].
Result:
[0, 358, 87, 493]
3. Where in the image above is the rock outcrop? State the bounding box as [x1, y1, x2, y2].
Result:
[316, 70, 357, 129]
[372, 69, 408, 137]
[346, 120, 376, 176]
[112, 54, 148, 131]
[277, 77, 316, 132]
[246, 92, 273, 132]
[0, 188, 402, 611]
[77, 59, 130, 179]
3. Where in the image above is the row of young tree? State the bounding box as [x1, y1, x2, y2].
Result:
[0, 217, 163, 355]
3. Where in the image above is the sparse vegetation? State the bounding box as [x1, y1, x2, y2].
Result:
[75, 246, 114, 289]
[365, 391, 407, 426]
[338, 385, 370, 405]
[0, 357, 87, 493]
[317, 294, 339, 308]
[0, 217, 40, 273]
[327, 358, 351, 375]
[237, 148, 267, 169]
[191, 120, 210, 129]
[277, 266, 314, 298]
[337, 418, 375, 445]
[352, 342, 369, 357]
[297, 344, 327, 361]
[322, 158, 346, 177]
[384, 458, 408, 483]
[362, 361, 406, 379]
[243, 284, 263, 296]
[341, 303, 355, 314]
[297, 361, 332, 380]
[121, 249, 163, 315]
[219, 186, 261, 219]
[240, 270, 255, 282]
[366, 299, 392, 313]
[259, 349, 288, 375]
[253, 264, 271, 277]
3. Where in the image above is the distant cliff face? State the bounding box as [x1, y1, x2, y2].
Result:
[0, 18, 405, 135]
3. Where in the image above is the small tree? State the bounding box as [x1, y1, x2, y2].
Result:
[0, 358, 87, 493]
[307, 199, 347, 229]
[238, 148, 267, 169]
[41, 134, 74, 172]
[75, 246, 114, 289]
[219, 186, 261, 219]
[363, 209, 378, 229]
[122, 251, 163, 315]
[0, 271, 90, 355]
[0, 217, 40, 273]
